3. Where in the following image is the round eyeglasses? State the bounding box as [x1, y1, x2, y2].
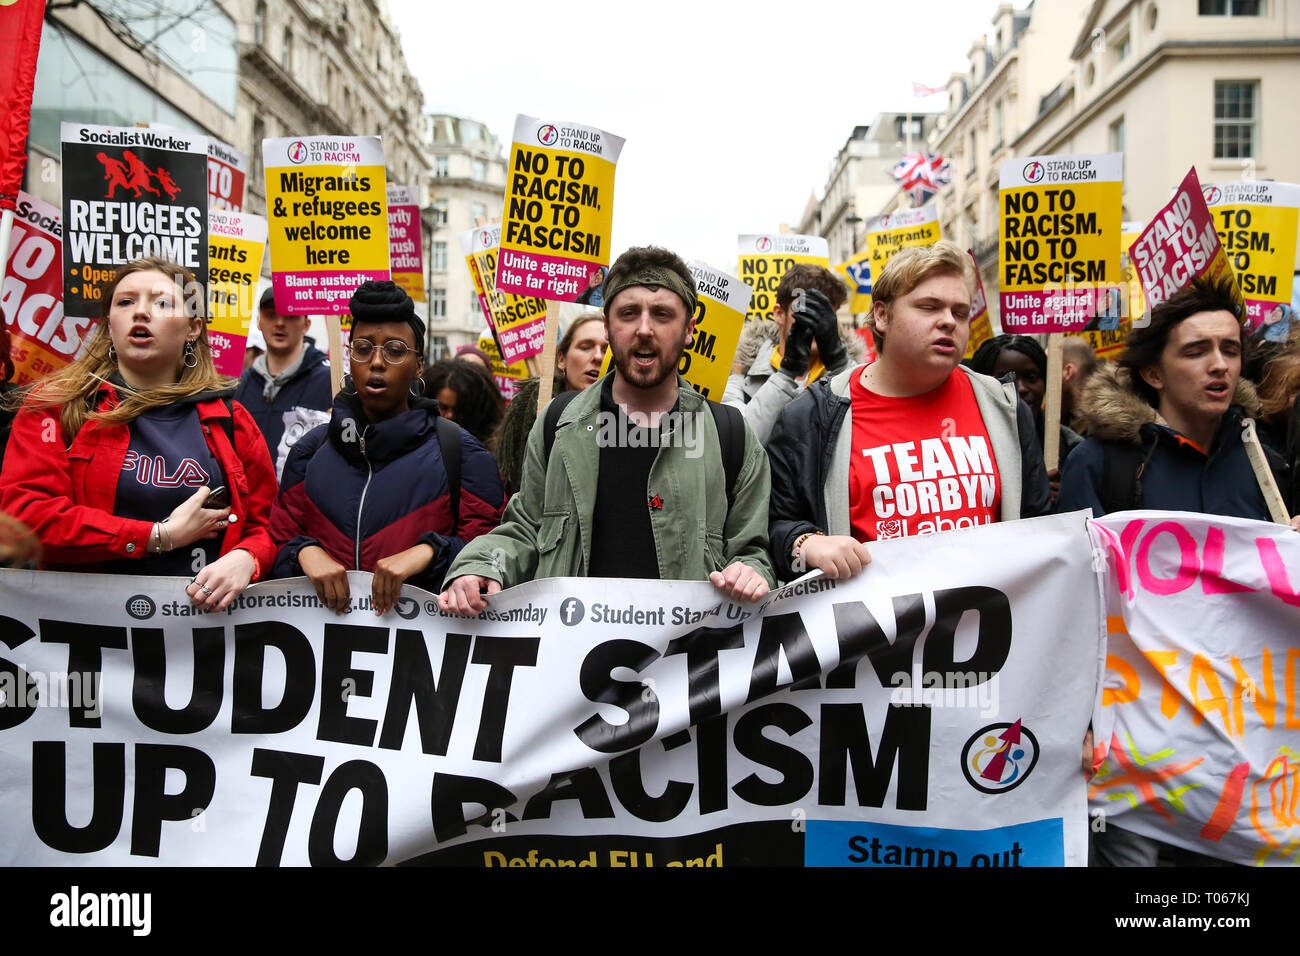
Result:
[348, 339, 415, 364]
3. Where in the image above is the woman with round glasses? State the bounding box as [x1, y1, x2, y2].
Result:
[269, 281, 505, 614]
[0, 257, 277, 611]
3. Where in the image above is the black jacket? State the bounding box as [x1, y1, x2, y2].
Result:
[768, 365, 1051, 581]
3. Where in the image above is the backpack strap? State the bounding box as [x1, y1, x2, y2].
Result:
[433, 415, 462, 534]
[542, 388, 743, 509]
[543, 388, 582, 464]
[1100, 435, 1156, 514]
[706, 399, 744, 510]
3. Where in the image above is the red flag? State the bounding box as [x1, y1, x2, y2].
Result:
[912, 81, 946, 97]
[0, 0, 47, 211]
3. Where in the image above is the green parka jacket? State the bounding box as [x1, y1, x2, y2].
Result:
[446, 373, 776, 588]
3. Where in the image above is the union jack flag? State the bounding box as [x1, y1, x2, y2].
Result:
[891, 151, 952, 206]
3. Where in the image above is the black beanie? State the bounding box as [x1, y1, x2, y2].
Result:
[348, 280, 424, 356]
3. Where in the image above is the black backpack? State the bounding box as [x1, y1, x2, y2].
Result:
[542, 389, 745, 508]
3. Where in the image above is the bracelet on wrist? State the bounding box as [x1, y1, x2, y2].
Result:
[791, 530, 824, 561]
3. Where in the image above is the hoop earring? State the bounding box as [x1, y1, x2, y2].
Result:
[183, 340, 198, 368]
[341, 374, 356, 396]
[409, 379, 424, 398]
[108, 344, 117, 362]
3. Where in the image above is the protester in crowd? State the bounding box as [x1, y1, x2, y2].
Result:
[235, 288, 333, 481]
[724, 265, 863, 444]
[966, 333, 1083, 503]
[1059, 275, 1296, 527]
[242, 325, 265, 373]
[1059, 276, 1296, 866]
[495, 310, 607, 494]
[439, 246, 774, 614]
[271, 281, 505, 614]
[1061, 335, 1098, 432]
[0, 257, 276, 610]
[767, 241, 1050, 583]
[0, 319, 17, 471]
[423, 357, 505, 451]
[454, 344, 493, 373]
[575, 265, 606, 307]
[1256, 339, 1300, 515]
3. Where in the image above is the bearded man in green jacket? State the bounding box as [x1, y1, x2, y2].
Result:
[439, 246, 775, 615]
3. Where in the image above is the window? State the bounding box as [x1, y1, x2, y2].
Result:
[471, 202, 487, 223]
[429, 336, 449, 361]
[894, 116, 923, 141]
[91, 0, 240, 114]
[1199, 0, 1262, 14]
[993, 102, 1004, 150]
[254, 1, 267, 46]
[1214, 81, 1257, 158]
[433, 242, 447, 271]
[435, 156, 449, 178]
[281, 28, 293, 71]
[967, 130, 978, 176]
[471, 159, 487, 182]
[431, 289, 446, 320]
[1113, 32, 1131, 63]
[432, 199, 448, 225]
[29, 21, 217, 154]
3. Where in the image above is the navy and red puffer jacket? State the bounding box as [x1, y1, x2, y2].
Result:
[269, 393, 505, 590]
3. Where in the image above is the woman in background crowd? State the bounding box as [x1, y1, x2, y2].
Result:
[1255, 334, 1300, 515]
[0, 257, 277, 610]
[423, 357, 505, 452]
[496, 310, 607, 494]
[966, 334, 1082, 503]
[270, 281, 505, 613]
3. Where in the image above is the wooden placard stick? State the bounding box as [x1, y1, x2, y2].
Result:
[326, 314, 344, 397]
[534, 300, 563, 408]
[1043, 332, 1063, 472]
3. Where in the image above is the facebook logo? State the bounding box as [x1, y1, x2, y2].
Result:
[560, 598, 585, 626]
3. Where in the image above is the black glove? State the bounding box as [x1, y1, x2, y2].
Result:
[779, 309, 816, 377]
[797, 287, 848, 373]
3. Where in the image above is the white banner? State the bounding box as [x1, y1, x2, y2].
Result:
[0, 513, 1102, 866]
[1088, 512, 1300, 866]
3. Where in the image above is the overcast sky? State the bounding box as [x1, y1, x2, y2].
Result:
[388, 0, 1007, 273]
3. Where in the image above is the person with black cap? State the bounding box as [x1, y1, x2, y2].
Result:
[269, 280, 505, 614]
[235, 287, 333, 480]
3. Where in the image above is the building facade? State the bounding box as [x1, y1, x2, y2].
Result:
[929, 0, 1300, 327]
[423, 113, 509, 357]
[797, 113, 943, 270]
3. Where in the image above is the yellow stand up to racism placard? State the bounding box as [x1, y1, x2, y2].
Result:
[206, 210, 267, 378]
[837, 206, 943, 316]
[1202, 180, 1300, 335]
[1079, 223, 1143, 360]
[263, 134, 390, 315]
[999, 153, 1123, 334]
[963, 249, 993, 360]
[737, 234, 830, 322]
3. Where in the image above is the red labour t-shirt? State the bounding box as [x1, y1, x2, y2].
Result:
[848, 368, 1001, 542]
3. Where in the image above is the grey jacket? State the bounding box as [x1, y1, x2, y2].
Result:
[722, 320, 867, 444]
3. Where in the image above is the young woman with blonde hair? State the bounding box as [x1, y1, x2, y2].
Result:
[0, 257, 277, 610]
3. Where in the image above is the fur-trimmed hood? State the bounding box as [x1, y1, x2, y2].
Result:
[1073, 362, 1262, 445]
[731, 317, 867, 375]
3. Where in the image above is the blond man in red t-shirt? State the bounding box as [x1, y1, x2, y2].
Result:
[767, 240, 1051, 582]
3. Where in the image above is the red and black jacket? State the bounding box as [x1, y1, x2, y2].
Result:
[269, 393, 505, 590]
[0, 382, 277, 574]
